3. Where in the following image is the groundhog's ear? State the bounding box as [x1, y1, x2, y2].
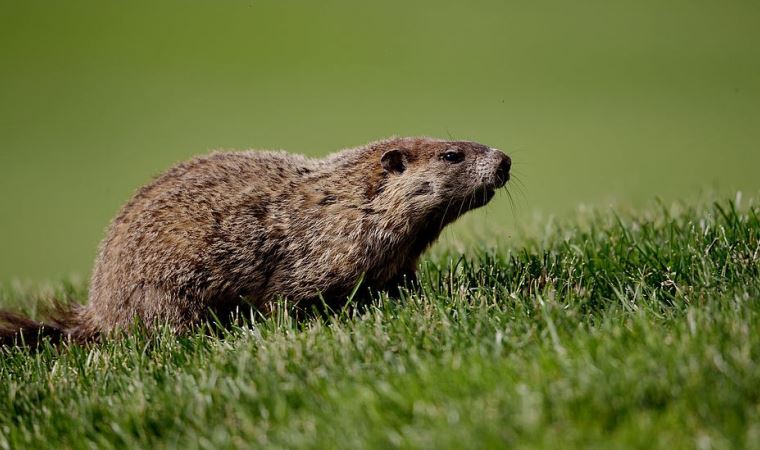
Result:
[381, 149, 407, 174]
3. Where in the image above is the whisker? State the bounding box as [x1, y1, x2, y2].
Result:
[506, 188, 517, 217]
[439, 197, 454, 230]
[507, 183, 526, 203]
[455, 192, 467, 222]
[506, 175, 527, 203]
[510, 173, 527, 190]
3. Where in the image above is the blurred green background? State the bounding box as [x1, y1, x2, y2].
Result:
[1, 0, 759, 282]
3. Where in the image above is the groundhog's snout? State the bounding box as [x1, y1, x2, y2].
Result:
[493, 151, 512, 187]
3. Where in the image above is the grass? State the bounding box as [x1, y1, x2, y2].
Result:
[1, 196, 759, 449]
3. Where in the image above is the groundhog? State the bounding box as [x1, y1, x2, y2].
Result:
[0, 137, 510, 345]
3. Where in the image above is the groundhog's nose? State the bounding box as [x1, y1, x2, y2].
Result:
[494, 152, 511, 187]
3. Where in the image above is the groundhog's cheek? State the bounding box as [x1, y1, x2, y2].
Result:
[474, 160, 497, 184]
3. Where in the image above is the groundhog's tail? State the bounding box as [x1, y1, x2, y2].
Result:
[0, 302, 95, 348]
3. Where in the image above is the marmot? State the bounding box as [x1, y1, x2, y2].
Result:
[1, 137, 511, 345]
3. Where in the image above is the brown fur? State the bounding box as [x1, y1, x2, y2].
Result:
[0, 137, 510, 345]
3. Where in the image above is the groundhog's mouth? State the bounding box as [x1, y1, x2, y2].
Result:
[439, 186, 496, 222]
[469, 186, 496, 208]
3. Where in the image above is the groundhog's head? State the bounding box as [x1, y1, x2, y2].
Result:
[375, 137, 511, 222]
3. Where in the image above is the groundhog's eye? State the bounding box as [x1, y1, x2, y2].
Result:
[441, 151, 464, 163]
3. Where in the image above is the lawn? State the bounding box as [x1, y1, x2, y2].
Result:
[1, 196, 758, 449]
